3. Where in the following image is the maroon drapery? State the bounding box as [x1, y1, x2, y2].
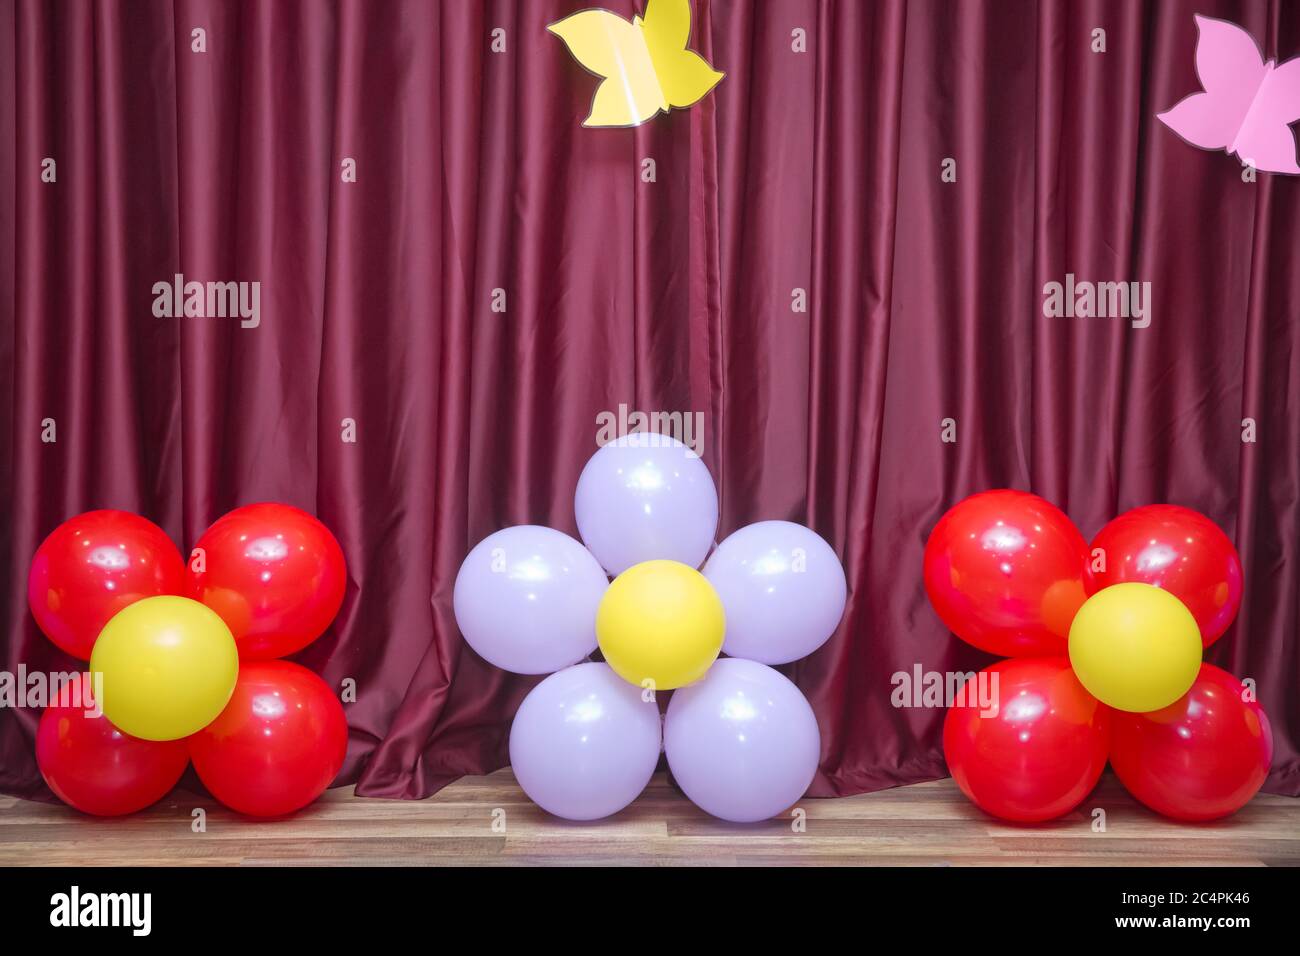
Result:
[2, 0, 1298, 802]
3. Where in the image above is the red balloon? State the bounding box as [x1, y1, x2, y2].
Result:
[1110, 664, 1272, 821]
[186, 503, 346, 660]
[924, 490, 1089, 656]
[1089, 504, 1242, 647]
[36, 674, 189, 816]
[944, 657, 1109, 822]
[28, 510, 185, 660]
[189, 660, 348, 817]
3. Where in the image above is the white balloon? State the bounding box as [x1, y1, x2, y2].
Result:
[510, 663, 662, 821]
[703, 520, 847, 664]
[453, 526, 607, 674]
[664, 658, 821, 822]
[573, 434, 718, 575]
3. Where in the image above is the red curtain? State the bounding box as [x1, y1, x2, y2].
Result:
[2, 0, 1298, 801]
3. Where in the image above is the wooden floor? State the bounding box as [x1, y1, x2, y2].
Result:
[2, 771, 1297, 866]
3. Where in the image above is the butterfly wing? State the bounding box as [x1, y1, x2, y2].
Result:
[1158, 15, 1266, 150]
[1158, 93, 1241, 150]
[656, 51, 724, 108]
[1233, 57, 1300, 173]
[640, 0, 692, 50]
[640, 0, 723, 108]
[548, 10, 663, 126]
[1192, 15, 1267, 97]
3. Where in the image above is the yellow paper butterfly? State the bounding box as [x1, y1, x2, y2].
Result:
[548, 0, 724, 127]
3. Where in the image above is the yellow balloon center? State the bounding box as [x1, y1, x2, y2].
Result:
[596, 559, 724, 691]
[1068, 583, 1202, 713]
[90, 595, 239, 741]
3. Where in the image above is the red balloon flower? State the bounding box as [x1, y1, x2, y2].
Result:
[186, 503, 347, 660]
[28, 510, 185, 660]
[36, 674, 189, 816]
[944, 657, 1109, 822]
[190, 661, 348, 817]
[1110, 664, 1272, 822]
[1089, 504, 1242, 647]
[924, 490, 1090, 657]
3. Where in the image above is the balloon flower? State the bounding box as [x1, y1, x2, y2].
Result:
[30, 504, 349, 818]
[925, 492, 1271, 823]
[455, 433, 848, 822]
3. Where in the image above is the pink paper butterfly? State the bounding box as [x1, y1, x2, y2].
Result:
[1158, 14, 1300, 174]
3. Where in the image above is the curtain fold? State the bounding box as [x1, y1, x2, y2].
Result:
[2, 0, 1297, 802]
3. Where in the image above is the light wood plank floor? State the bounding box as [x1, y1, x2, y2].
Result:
[1, 771, 1296, 866]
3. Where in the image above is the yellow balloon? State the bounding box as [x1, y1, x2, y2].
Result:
[90, 595, 239, 741]
[1068, 583, 1201, 712]
[597, 560, 724, 690]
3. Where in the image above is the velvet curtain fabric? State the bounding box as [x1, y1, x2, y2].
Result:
[2, 0, 1297, 801]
